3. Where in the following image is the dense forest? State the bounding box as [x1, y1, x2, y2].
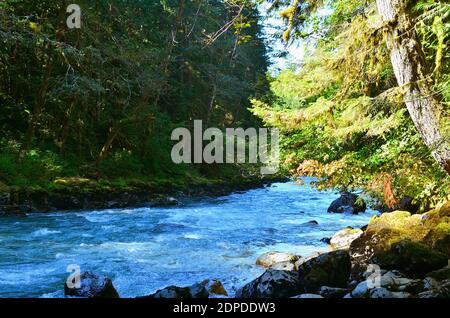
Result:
[0, 0, 269, 192]
[252, 0, 450, 211]
[0, 0, 449, 209]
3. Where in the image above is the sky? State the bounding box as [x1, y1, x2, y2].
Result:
[258, 2, 333, 74]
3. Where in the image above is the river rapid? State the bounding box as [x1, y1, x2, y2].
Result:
[0, 179, 377, 297]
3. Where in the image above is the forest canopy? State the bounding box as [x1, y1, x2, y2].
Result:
[0, 0, 269, 188]
[252, 0, 450, 210]
[0, 0, 449, 210]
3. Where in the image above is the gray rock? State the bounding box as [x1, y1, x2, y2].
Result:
[319, 286, 350, 298]
[256, 252, 300, 268]
[330, 227, 363, 250]
[64, 271, 119, 298]
[328, 192, 366, 214]
[236, 270, 301, 298]
[350, 280, 370, 298]
[297, 250, 351, 293]
[147, 279, 227, 298]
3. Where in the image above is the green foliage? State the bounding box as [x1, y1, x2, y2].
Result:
[0, 0, 270, 188]
[252, 0, 450, 210]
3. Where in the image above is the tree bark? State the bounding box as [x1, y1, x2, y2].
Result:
[376, 0, 450, 175]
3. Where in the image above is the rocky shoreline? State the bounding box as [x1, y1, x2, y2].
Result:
[61, 192, 450, 299]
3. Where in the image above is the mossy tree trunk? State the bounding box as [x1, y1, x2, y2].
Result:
[376, 0, 450, 175]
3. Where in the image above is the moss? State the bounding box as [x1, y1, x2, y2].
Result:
[0, 181, 11, 193]
[373, 239, 448, 277]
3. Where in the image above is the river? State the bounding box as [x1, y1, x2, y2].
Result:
[0, 179, 377, 297]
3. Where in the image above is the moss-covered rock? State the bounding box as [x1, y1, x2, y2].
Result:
[349, 206, 450, 278]
[372, 240, 448, 277]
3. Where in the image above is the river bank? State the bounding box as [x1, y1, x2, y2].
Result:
[0, 174, 288, 215]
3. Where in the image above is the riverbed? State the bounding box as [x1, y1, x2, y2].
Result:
[0, 179, 377, 297]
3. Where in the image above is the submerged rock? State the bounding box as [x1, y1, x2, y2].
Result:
[256, 252, 300, 269]
[303, 220, 319, 226]
[236, 270, 301, 298]
[330, 227, 363, 250]
[297, 250, 351, 293]
[328, 192, 366, 214]
[64, 271, 119, 298]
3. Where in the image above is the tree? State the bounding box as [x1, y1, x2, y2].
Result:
[376, 0, 450, 175]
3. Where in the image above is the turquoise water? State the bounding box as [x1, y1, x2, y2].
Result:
[0, 179, 377, 298]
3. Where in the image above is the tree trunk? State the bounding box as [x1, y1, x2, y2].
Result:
[376, 0, 450, 175]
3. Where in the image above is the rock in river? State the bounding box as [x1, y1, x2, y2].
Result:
[64, 271, 119, 298]
[328, 192, 366, 214]
[330, 227, 363, 250]
[256, 252, 300, 269]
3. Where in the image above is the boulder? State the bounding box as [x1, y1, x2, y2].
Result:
[319, 286, 350, 298]
[150, 286, 200, 298]
[349, 209, 450, 279]
[256, 252, 300, 269]
[297, 250, 351, 293]
[235, 270, 301, 298]
[147, 279, 227, 298]
[372, 240, 448, 277]
[330, 227, 363, 250]
[328, 192, 366, 214]
[64, 271, 119, 298]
